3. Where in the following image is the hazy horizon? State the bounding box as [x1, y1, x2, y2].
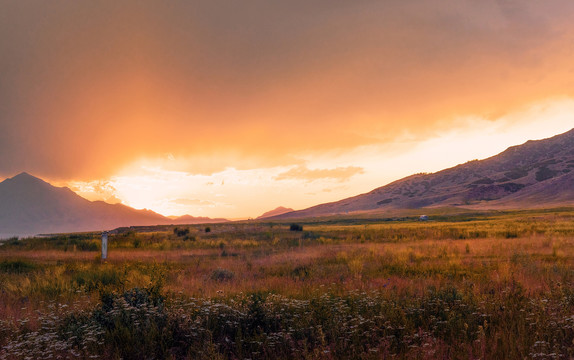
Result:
[2, 1, 574, 218]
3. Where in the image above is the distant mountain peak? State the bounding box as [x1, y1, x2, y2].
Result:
[0, 173, 171, 237]
[257, 206, 294, 219]
[8, 172, 43, 182]
[1, 172, 52, 190]
[172, 214, 229, 224]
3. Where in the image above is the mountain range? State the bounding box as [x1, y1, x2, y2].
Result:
[2, 128, 573, 236]
[272, 128, 574, 219]
[0, 173, 227, 238]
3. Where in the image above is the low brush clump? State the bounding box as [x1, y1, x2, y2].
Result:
[0, 260, 36, 274]
[1, 282, 574, 359]
[210, 268, 235, 282]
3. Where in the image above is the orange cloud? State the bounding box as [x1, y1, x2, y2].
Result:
[276, 166, 364, 182]
[1, 1, 574, 183]
[171, 198, 216, 207]
[68, 180, 122, 204]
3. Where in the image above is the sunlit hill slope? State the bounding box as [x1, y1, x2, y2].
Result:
[274, 128, 574, 219]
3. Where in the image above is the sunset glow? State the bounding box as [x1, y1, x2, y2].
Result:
[2, 1, 574, 218]
[66, 98, 574, 218]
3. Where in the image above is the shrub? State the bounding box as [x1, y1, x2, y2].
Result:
[2, 237, 21, 246]
[210, 268, 234, 282]
[72, 266, 126, 291]
[173, 227, 190, 237]
[290, 223, 303, 231]
[291, 265, 311, 280]
[536, 167, 558, 181]
[0, 259, 36, 273]
[504, 169, 529, 180]
[77, 241, 99, 251]
[91, 288, 169, 360]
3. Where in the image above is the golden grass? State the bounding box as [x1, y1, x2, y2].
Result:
[1, 209, 573, 358]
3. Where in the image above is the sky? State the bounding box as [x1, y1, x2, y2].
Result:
[1, 1, 574, 218]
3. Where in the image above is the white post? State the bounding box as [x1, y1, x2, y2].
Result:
[101, 232, 108, 260]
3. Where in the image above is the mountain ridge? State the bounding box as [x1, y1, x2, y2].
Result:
[2, 128, 573, 234]
[271, 128, 574, 219]
[0, 173, 227, 237]
[171, 214, 230, 224]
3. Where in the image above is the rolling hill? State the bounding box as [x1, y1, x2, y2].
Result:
[273, 128, 574, 219]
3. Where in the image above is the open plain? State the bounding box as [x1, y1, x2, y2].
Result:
[1, 209, 573, 359]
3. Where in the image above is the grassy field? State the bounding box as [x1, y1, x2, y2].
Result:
[1, 209, 573, 359]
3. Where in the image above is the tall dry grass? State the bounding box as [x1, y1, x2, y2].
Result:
[0, 209, 573, 358]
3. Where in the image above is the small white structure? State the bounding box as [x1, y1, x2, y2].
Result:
[419, 215, 429, 221]
[101, 231, 108, 260]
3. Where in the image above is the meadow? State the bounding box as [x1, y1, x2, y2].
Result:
[1, 209, 573, 359]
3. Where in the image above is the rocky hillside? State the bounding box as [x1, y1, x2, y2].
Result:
[274, 128, 574, 219]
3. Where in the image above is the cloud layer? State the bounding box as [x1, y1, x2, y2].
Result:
[1, 0, 574, 181]
[276, 166, 364, 182]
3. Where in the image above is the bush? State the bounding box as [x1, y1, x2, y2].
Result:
[173, 227, 190, 237]
[0, 259, 36, 273]
[210, 268, 234, 282]
[0, 237, 21, 247]
[536, 166, 558, 181]
[91, 288, 169, 360]
[290, 223, 303, 231]
[77, 241, 99, 251]
[72, 266, 126, 291]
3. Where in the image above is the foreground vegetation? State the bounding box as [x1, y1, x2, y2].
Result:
[1, 209, 573, 359]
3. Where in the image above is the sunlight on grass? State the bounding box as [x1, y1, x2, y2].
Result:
[1, 209, 573, 358]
